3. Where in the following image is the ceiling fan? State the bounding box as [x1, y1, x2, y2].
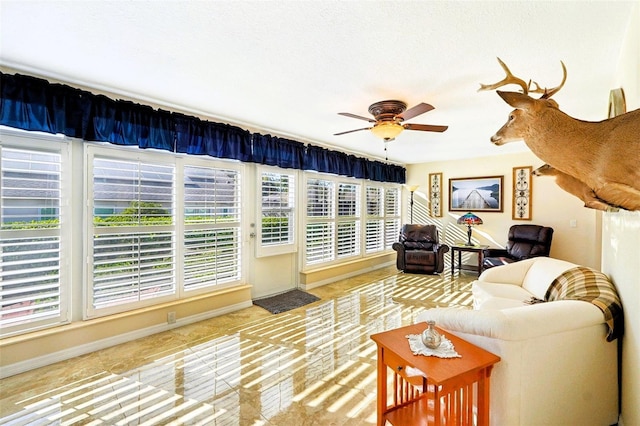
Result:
[334, 100, 448, 142]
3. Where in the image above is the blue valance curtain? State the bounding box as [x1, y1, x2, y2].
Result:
[174, 113, 252, 161]
[0, 72, 405, 183]
[252, 134, 305, 169]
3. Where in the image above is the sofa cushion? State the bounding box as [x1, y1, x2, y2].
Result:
[520, 257, 576, 299]
[475, 296, 527, 310]
[473, 281, 534, 308]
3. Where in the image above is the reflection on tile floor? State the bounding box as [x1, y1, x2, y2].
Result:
[0, 267, 474, 425]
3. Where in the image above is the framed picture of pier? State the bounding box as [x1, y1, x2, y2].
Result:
[449, 175, 503, 212]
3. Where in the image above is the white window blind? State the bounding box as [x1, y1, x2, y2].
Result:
[258, 170, 295, 254]
[183, 166, 241, 290]
[91, 157, 176, 311]
[0, 144, 67, 335]
[365, 186, 384, 253]
[337, 183, 360, 258]
[305, 179, 335, 264]
[384, 187, 401, 248]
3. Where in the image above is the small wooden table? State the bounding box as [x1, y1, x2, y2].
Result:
[371, 323, 500, 426]
[450, 244, 489, 276]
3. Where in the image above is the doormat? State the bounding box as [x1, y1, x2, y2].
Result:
[253, 289, 320, 314]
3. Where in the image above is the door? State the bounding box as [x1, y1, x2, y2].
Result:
[247, 166, 299, 299]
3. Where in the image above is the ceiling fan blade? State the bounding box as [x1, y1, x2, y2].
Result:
[403, 123, 449, 132]
[397, 103, 435, 121]
[334, 127, 372, 136]
[338, 112, 376, 123]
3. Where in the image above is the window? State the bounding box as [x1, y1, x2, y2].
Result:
[256, 168, 296, 257]
[183, 165, 241, 290]
[87, 146, 242, 317]
[304, 175, 401, 268]
[305, 176, 369, 267]
[365, 186, 384, 253]
[305, 178, 335, 265]
[0, 135, 70, 336]
[90, 156, 176, 313]
[384, 187, 401, 248]
[1, 127, 402, 338]
[337, 183, 360, 258]
[363, 184, 400, 253]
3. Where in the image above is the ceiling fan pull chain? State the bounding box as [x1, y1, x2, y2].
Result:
[384, 141, 388, 160]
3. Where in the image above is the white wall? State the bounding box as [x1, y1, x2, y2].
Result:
[602, 211, 640, 426]
[406, 150, 600, 268]
[605, 4, 640, 425]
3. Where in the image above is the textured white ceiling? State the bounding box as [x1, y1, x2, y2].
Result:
[0, 1, 636, 164]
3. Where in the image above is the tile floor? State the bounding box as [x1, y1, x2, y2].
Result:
[0, 267, 475, 426]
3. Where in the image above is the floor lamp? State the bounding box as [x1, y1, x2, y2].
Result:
[407, 185, 419, 224]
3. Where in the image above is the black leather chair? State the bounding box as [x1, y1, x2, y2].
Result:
[482, 224, 554, 270]
[392, 224, 449, 274]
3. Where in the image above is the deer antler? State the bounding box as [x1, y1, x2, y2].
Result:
[538, 61, 567, 99]
[479, 58, 568, 99]
[478, 57, 529, 94]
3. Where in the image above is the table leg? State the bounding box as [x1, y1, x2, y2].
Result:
[376, 346, 386, 426]
[433, 385, 442, 426]
[450, 249, 455, 275]
[477, 367, 492, 426]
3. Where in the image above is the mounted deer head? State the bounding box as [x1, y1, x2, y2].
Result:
[480, 58, 640, 212]
[479, 58, 567, 146]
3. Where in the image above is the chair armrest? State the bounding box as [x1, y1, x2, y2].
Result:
[435, 243, 450, 254]
[483, 248, 509, 257]
[392, 242, 406, 270]
[416, 300, 605, 341]
[392, 242, 405, 253]
[433, 244, 450, 273]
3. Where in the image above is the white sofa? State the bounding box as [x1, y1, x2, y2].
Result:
[416, 257, 619, 426]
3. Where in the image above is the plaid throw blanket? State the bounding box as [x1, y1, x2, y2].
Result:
[544, 266, 624, 342]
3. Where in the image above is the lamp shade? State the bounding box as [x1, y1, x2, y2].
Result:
[457, 212, 483, 226]
[370, 122, 404, 140]
[457, 212, 483, 246]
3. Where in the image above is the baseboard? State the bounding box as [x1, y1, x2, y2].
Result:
[299, 260, 395, 290]
[0, 300, 252, 379]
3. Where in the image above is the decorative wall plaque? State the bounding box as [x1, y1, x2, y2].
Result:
[513, 166, 532, 220]
[429, 172, 443, 217]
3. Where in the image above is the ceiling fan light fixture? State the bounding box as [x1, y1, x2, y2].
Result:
[370, 122, 404, 141]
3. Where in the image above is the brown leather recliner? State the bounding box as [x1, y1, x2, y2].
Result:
[482, 224, 554, 270]
[392, 224, 449, 274]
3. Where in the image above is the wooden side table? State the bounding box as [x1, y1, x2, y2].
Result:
[371, 323, 500, 426]
[450, 244, 489, 276]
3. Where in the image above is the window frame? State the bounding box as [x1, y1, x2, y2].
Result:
[84, 144, 244, 319]
[303, 172, 402, 270]
[182, 160, 243, 293]
[384, 186, 402, 249]
[0, 129, 72, 337]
